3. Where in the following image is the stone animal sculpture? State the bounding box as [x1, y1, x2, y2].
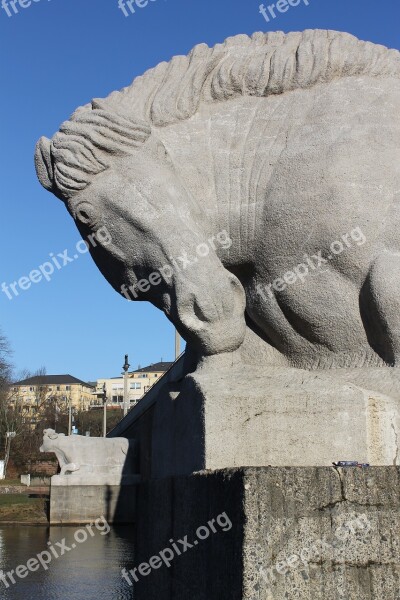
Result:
[35, 30, 400, 370]
[40, 429, 133, 476]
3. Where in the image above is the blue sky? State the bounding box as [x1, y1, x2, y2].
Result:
[0, 0, 399, 382]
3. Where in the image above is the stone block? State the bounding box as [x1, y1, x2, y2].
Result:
[150, 366, 400, 478]
[134, 467, 400, 600]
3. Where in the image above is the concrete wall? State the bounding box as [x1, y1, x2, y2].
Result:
[134, 467, 400, 600]
[50, 484, 136, 524]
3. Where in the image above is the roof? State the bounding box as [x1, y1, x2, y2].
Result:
[131, 362, 173, 373]
[13, 375, 95, 388]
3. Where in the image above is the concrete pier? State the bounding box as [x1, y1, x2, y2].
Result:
[50, 476, 139, 524]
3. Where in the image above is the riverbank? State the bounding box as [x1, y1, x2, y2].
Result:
[0, 494, 49, 524]
[0, 481, 49, 523]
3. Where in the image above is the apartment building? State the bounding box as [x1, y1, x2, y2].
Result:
[92, 362, 173, 409]
[11, 374, 95, 415]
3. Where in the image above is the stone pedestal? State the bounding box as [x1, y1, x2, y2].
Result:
[134, 467, 400, 600]
[50, 475, 139, 524]
[150, 366, 400, 478]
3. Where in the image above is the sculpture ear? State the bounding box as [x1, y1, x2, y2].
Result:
[49, 432, 59, 440]
[35, 136, 55, 192]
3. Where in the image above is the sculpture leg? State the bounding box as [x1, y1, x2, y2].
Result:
[361, 252, 400, 365]
[60, 462, 80, 476]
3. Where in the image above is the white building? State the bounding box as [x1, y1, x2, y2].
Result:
[91, 362, 173, 409]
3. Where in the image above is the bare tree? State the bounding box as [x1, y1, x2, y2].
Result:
[0, 329, 19, 475]
[0, 329, 12, 390]
[0, 409, 16, 476]
[75, 409, 122, 437]
[0, 336, 71, 476]
[0, 388, 29, 476]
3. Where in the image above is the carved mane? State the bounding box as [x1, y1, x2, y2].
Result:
[35, 30, 400, 200]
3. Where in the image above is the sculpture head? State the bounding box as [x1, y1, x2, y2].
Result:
[42, 429, 59, 440]
[40, 429, 66, 452]
[35, 108, 246, 356]
[35, 29, 400, 365]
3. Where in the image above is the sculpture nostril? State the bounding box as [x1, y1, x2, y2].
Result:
[193, 300, 215, 323]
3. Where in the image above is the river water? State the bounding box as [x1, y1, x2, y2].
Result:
[0, 525, 135, 599]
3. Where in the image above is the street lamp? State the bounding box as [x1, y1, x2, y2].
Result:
[68, 396, 72, 436]
[122, 354, 130, 417]
[102, 383, 107, 438]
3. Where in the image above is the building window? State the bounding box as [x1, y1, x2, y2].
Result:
[141, 374, 147, 378]
[130, 382, 141, 389]
[29, 387, 34, 392]
[57, 386, 60, 391]
[66, 386, 71, 391]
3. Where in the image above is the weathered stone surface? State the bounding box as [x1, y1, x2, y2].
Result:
[134, 467, 400, 599]
[110, 363, 400, 477]
[34, 30, 400, 372]
[170, 365, 400, 473]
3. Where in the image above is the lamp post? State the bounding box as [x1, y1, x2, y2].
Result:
[68, 396, 72, 436]
[122, 354, 130, 417]
[102, 383, 107, 438]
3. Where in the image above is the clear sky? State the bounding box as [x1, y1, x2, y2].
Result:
[0, 0, 399, 382]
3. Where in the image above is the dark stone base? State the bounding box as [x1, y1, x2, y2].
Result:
[134, 467, 400, 599]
